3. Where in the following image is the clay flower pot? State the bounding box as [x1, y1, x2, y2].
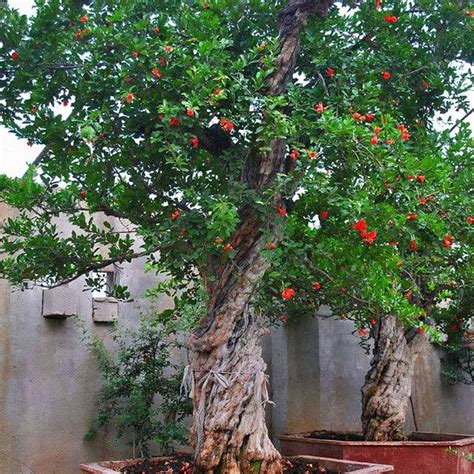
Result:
[279, 431, 474, 474]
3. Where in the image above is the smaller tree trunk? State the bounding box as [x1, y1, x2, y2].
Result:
[361, 313, 424, 441]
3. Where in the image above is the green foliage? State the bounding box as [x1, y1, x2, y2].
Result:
[84, 308, 196, 457]
[0, 0, 473, 382]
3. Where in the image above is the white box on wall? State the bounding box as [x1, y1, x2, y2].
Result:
[92, 297, 118, 323]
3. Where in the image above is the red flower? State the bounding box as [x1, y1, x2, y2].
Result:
[164, 45, 173, 53]
[418, 327, 425, 334]
[223, 243, 234, 252]
[312, 281, 321, 290]
[159, 56, 167, 66]
[358, 328, 369, 337]
[80, 15, 88, 22]
[79, 190, 87, 199]
[126, 92, 134, 103]
[467, 216, 474, 224]
[420, 81, 429, 88]
[370, 319, 376, 327]
[307, 150, 318, 159]
[419, 197, 427, 204]
[375, 0, 382, 9]
[354, 218, 367, 234]
[279, 314, 288, 322]
[385, 15, 397, 22]
[396, 260, 404, 267]
[363, 230, 377, 244]
[417, 175, 425, 184]
[314, 102, 326, 113]
[151, 67, 162, 79]
[385, 139, 394, 145]
[382, 71, 391, 80]
[219, 118, 234, 132]
[407, 174, 415, 180]
[442, 234, 454, 249]
[326, 67, 335, 77]
[390, 240, 399, 246]
[171, 210, 181, 220]
[186, 107, 194, 117]
[409, 239, 418, 251]
[281, 288, 296, 301]
[62, 99, 69, 106]
[289, 149, 300, 161]
[320, 210, 329, 220]
[75, 32, 82, 40]
[190, 136, 199, 148]
[169, 117, 180, 126]
[132, 50, 139, 58]
[365, 113, 375, 122]
[384, 181, 390, 189]
[406, 212, 417, 220]
[214, 88, 222, 95]
[277, 206, 287, 217]
[401, 129, 410, 141]
[370, 135, 379, 145]
[374, 126, 382, 135]
[11, 51, 19, 60]
[352, 112, 363, 121]
[267, 242, 277, 250]
[203, 2, 210, 8]
[152, 26, 160, 33]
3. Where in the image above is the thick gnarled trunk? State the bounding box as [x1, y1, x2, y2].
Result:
[361, 313, 424, 441]
[187, 1, 334, 471]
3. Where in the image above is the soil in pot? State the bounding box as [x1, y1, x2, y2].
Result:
[117, 455, 336, 473]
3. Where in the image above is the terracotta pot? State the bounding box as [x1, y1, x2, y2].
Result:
[279, 432, 474, 474]
[80, 455, 393, 473]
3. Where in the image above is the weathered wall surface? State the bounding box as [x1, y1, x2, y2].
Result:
[266, 312, 474, 445]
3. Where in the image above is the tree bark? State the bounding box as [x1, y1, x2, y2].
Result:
[361, 313, 424, 441]
[188, 1, 334, 472]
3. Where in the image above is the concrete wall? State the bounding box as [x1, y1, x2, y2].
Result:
[267, 312, 474, 446]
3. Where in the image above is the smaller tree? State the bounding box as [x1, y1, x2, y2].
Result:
[84, 302, 197, 458]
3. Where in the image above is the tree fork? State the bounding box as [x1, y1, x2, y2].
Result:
[189, 1, 334, 472]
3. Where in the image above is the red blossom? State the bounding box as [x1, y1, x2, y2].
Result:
[385, 15, 397, 22]
[419, 197, 427, 204]
[382, 71, 391, 80]
[406, 212, 417, 220]
[407, 174, 415, 180]
[289, 149, 300, 161]
[126, 92, 134, 103]
[326, 67, 335, 77]
[169, 117, 180, 126]
[370, 319, 376, 327]
[151, 67, 162, 79]
[417, 174, 426, 184]
[279, 314, 288, 322]
[358, 328, 369, 337]
[384, 181, 390, 189]
[214, 88, 222, 95]
[409, 239, 418, 251]
[389, 240, 399, 246]
[320, 210, 329, 220]
[171, 210, 181, 220]
[420, 81, 429, 88]
[365, 113, 375, 122]
[385, 139, 395, 145]
[442, 234, 454, 249]
[62, 99, 69, 106]
[354, 218, 367, 234]
[307, 150, 318, 159]
[79, 190, 87, 199]
[418, 327, 425, 334]
[80, 15, 88, 22]
[374, 126, 382, 135]
[314, 102, 326, 113]
[312, 281, 321, 290]
[132, 50, 139, 58]
[219, 118, 234, 132]
[190, 136, 199, 148]
[281, 288, 296, 301]
[159, 56, 167, 66]
[75, 32, 82, 40]
[363, 230, 377, 244]
[277, 206, 287, 217]
[352, 112, 363, 121]
[370, 135, 379, 145]
[164, 45, 173, 53]
[375, 0, 382, 9]
[467, 216, 474, 224]
[152, 26, 160, 33]
[267, 242, 277, 250]
[11, 51, 19, 60]
[186, 107, 194, 117]
[223, 243, 234, 252]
